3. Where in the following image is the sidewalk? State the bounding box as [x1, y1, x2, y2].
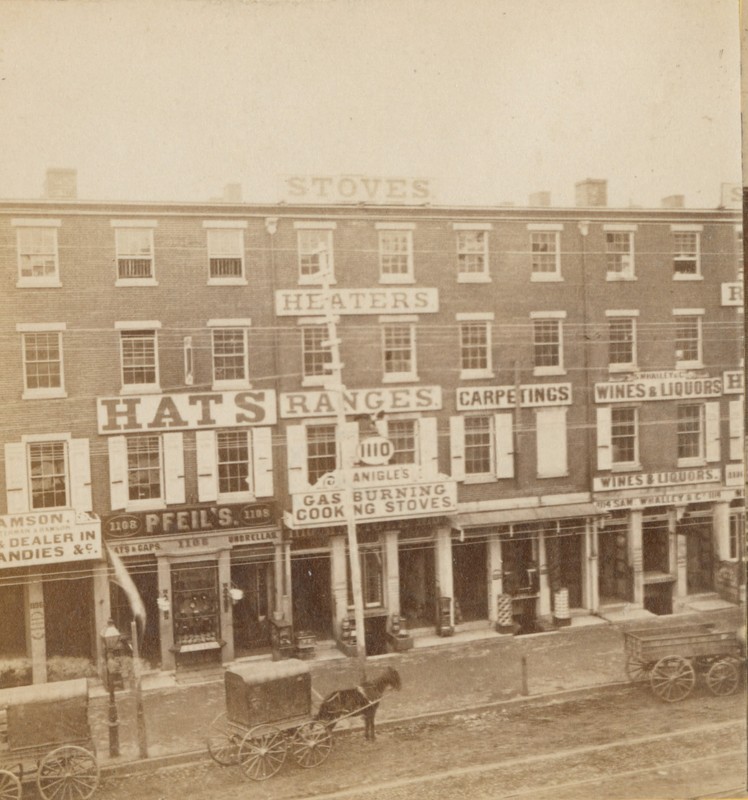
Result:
[88, 603, 744, 772]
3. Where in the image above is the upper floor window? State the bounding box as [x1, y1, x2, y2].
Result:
[531, 312, 565, 376]
[388, 419, 418, 464]
[677, 404, 704, 463]
[606, 311, 638, 372]
[217, 430, 252, 496]
[673, 311, 703, 368]
[604, 226, 636, 280]
[209, 321, 250, 388]
[18, 323, 66, 399]
[611, 407, 639, 467]
[127, 435, 162, 502]
[377, 223, 414, 283]
[295, 222, 336, 283]
[458, 314, 493, 378]
[454, 223, 491, 282]
[382, 321, 417, 382]
[529, 225, 562, 281]
[307, 424, 337, 485]
[13, 220, 61, 288]
[301, 324, 332, 385]
[29, 440, 68, 509]
[117, 323, 160, 391]
[112, 221, 157, 285]
[205, 223, 246, 284]
[672, 225, 702, 279]
[464, 416, 493, 476]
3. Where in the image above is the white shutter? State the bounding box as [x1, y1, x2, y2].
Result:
[494, 413, 515, 479]
[287, 425, 308, 492]
[705, 401, 721, 463]
[449, 416, 465, 481]
[196, 429, 218, 502]
[596, 407, 612, 471]
[69, 438, 92, 512]
[163, 432, 186, 505]
[536, 408, 568, 478]
[729, 399, 744, 461]
[4, 442, 29, 513]
[252, 427, 274, 498]
[418, 417, 439, 478]
[340, 421, 359, 471]
[108, 436, 128, 511]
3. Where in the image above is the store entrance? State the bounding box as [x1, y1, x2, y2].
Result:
[685, 517, 714, 593]
[0, 583, 26, 658]
[291, 553, 332, 640]
[231, 560, 272, 655]
[452, 539, 488, 622]
[399, 541, 436, 629]
[171, 560, 221, 665]
[598, 521, 631, 603]
[110, 556, 161, 667]
[557, 528, 584, 608]
[44, 575, 94, 659]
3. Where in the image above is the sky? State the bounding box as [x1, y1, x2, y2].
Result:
[0, 0, 742, 209]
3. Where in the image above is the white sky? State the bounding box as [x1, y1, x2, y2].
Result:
[0, 0, 742, 208]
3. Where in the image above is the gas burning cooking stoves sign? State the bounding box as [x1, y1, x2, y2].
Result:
[0, 510, 101, 567]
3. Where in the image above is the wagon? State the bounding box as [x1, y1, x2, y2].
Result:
[206, 660, 332, 781]
[0, 677, 99, 800]
[623, 623, 744, 702]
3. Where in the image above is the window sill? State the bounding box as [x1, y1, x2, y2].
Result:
[126, 500, 166, 512]
[382, 373, 419, 384]
[533, 367, 566, 377]
[531, 273, 563, 282]
[120, 384, 162, 395]
[301, 376, 328, 387]
[211, 381, 251, 391]
[675, 362, 703, 371]
[218, 492, 256, 504]
[673, 274, 703, 281]
[16, 280, 62, 289]
[457, 274, 491, 284]
[115, 278, 158, 287]
[608, 364, 637, 374]
[460, 370, 495, 380]
[207, 277, 248, 287]
[677, 458, 707, 468]
[379, 275, 415, 285]
[298, 276, 336, 286]
[606, 274, 636, 282]
[537, 472, 569, 479]
[611, 463, 642, 472]
[463, 474, 498, 484]
[22, 390, 68, 400]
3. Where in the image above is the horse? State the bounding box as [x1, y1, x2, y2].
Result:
[315, 666, 401, 741]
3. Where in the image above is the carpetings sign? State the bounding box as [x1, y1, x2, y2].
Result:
[0, 510, 101, 568]
[280, 175, 433, 205]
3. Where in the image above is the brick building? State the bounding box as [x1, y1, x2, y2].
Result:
[0, 170, 743, 680]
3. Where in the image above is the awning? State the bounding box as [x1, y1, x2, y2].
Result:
[451, 502, 603, 530]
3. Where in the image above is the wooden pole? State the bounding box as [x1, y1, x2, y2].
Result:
[130, 620, 149, 759]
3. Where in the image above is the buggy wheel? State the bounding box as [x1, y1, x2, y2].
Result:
[650, 656, 696, 702]
[625, 656, 652, 682]
[238, 725, 287, 781]
[291, 721, 333, 769]
[0, 770, 21, 800]
[706, 658, 740, 696]
[206, 711, 239, 766]
[37, 745, 99, 800]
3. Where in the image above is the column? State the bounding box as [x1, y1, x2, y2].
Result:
[330, 535, 348, 640]
[487, 537, 503, 626]
[283, 542, 293, 620]
[92, 561, 111, 671]
[434, 525, 454, 626]
[384, 530, 400, 616]
[671, 508, 688, 605]
[218, 549, 234, 663]
[586, 518, 599, 612]
[25, 580, 47, 684]
[157, 557, 175, 671]
[713, 501, 731, 561]
[629, 509, 643, 606]
[273, 541, 285, 618]
[538, 531, 551, 617]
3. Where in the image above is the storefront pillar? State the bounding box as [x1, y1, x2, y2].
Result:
[672, 509, 688, 604]
[586, 518, 599, 612]
[384, 530, 400, 615]
[217, 549, 234, 663]
[283, 542, 293, 621]
[537, 533, 551, 617]
[25, 580, 47, 684]
[157, 557, 175, 671]
[330, 535, 348, 639]
[713, 501, 731, 561]
[92, 560, 111, 669]
[629, 509, 644, 606]
[434, 525, 454, 626]
[487, 537, 503, 626]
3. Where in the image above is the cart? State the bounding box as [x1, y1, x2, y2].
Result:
[0, 677, 99, 799]
[623, 623, 744, 702]
[206, 660, 333, 781]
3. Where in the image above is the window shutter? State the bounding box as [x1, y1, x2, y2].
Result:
[4, 442, 29, 513]
[163, 432, 186, 505]
[69, 438, 92, 512]
[494, 413, 515, 479]
[729, 399, 744, 461]
[196, 429, 218, 502]
[108, 436, 128, 511]
[287, 425, 308, 492]
[596, 407, 612, 471]
[418, 416, 439, 478]
[252, 427, 274, 498]
[705, 401, 721, 463]
[449, 416, 465, 481]
[536, 408, 568, 478]
[340, 422, 359, 471]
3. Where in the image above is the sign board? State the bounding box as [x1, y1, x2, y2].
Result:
[721, 282, 744, 306]
[720, 183, 742, 209]
[275, 288, 438, 316]
[0, 510, 101, 568]
[456, 383, 572, 411]
[356, 436, 393, 466]
[281, 386, 442, 418]
[726, 464, 744, 487]
[595, 487, 726, 511]
[107, 526, 280, 557]
[97, 390, 277, 434]
[280, 175, 434, 205]
[317, 465, 421, 487]
[593, 468, 720, 493]
[723, 371, 744, 394]
[594, 375, 722, 403]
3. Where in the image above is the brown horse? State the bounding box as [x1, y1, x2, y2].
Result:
[316, 666, 401, 741]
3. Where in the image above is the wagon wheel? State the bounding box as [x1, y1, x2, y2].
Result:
[206, 711, 239, 766]
[238, 724, 287, 781]
[650, 656, 696, 702]
[37, 745, 100, 800]
[0, 769, 21, 800]
[706, 658, 741, 696]
[291, 721, 333, 769]
[625, 655, 652, 683]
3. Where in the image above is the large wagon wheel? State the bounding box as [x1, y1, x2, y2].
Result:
[625, 655, 652, 683]
[650, 656, 696, 702]
[706, 658, 740, 696]
[37, 745, 100, 800]
[291, 721, 333, 769]
[0, 769, 21, 800]
[206, 711, 239, 766]
[238, 724, 287, 781]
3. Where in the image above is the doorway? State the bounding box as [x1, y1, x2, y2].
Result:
[598, 523, 631, 603]
[231, 559, 273, 655]
[44, 575, 94, 659]
[452, 538, 488, 622]
[556, 522, 584, 608]
[684, 517, 714, 593]
[110, 555, 161, 667]
[291, 553, 332, 639]
[398, 541, 436, 629]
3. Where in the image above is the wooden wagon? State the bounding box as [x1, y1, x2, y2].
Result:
[206, 660, 332, 781]
[623, 623, 744, 702]
[0, 678, 99, 799]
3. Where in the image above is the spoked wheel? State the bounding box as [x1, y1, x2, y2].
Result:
[291, 721, 333, 769]
[625, 656, 652, 683]
[37, 745, 100, 800]
[206, 711, 239, 766]
[238, 725, 287, 781]
[650, 656, 696, 702]
[0, 769, 21, 800]
[706, 658, 740, 696]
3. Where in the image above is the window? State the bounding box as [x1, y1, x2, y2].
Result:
[529, 227, 561, 280]
[377, 225, 414, 282]
[532, 315, 564, 375]
[454, 224, 490, 282]
[296, 225, 335, 283]
[307, 424, 337, 485]
[207, 227, 245, 282]
[611, 408, 638, 466]
[677, 404, 703, 462]
[212, 328, 248, 387]
[347, 545, 384, 608]
[119, 327, 159, 390]
[20, 326, 65, 398]
[388, 419, 417, 464]
[605, 229, 635, 279]
[382, 323, 416, 380]
[127, 436, 162, 502]
[302, 326, 332, 383]
[608, 315, 637, 370]
[672, 229, 701, 278]
[217, 430, 251, 496]
[464, 416, 493, 475]
[674, 314, 702, 367]
[29, 441, 68, 509]
[460, 320, 491, 376]
[115, 227, 155, 282]
[14, 221, 60, 287]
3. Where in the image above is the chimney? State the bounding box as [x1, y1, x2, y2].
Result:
[661, 194, 685, 209]
[575, 179, 607, 207]
[44, 168, 77, 199]
[222, 183, 242, 202]
[529, 191, 551, 207]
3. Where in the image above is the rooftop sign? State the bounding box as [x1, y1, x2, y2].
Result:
[280, 386, 442, 418]
[456, 383, 571, 410]
[594, 375, 722, 403]
[275, 288, 438, 316]
[280, 175, 433, 205]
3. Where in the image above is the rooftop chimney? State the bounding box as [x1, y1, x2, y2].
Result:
[661, 194, 685, 209]
[575, 179, 607, 207]
[44, 168, 77, 199]
[529, 191, 551, 207]
[222, 183, 242, 202]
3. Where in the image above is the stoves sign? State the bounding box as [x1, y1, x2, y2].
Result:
[103, 502, 276, 539]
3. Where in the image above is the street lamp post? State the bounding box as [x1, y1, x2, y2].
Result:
[100, 618, 122, 758]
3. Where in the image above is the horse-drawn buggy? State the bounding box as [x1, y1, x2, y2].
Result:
[0, 678, 100, 799]
[623, 622, 744, 702]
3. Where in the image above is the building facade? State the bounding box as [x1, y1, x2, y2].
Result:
[0, 172, 743, 679]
